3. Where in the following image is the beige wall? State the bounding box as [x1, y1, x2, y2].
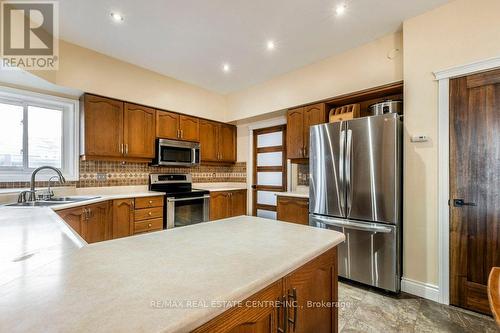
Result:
[29, 41, 227, 121]
[226, 32, 403, 121]
[402, 0, 500, 285]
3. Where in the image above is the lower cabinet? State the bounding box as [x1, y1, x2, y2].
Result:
[193, 248, 338, 333]
[57, 201, 111, 244]
[57, 196, 165, 243]
[276, 196, 309, 225]
[209, 190, 247, 221]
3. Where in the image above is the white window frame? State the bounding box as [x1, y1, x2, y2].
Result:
[0, 86, 79, 181]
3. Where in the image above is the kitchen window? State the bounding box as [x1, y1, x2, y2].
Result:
[0, 87, 79, 181]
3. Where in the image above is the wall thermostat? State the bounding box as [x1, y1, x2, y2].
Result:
[410, 135, 429, 143]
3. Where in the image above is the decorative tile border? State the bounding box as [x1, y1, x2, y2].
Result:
[297, 164, 309, 186]
[0, 161, 247, 188]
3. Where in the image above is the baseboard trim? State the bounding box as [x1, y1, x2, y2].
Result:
[401, 277, 440, 303]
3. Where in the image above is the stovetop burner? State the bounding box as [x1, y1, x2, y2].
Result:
[148, 174, 209, 197]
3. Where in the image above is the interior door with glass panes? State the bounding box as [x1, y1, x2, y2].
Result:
[252, 125, 287, 219]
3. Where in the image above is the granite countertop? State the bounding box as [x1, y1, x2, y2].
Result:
[194, 182, 247, 192]
[0, 214, 344, 333]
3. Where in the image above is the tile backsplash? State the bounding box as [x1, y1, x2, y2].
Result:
[0, 161, 246, 189]
[297, 164, 309, 186]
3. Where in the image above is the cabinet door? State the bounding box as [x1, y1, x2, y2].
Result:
[123, 103, 156, 158]
[112, 199, 134, 239]
[192, 280, 282, 333]
[286, 107, 305, 159]
[156, 110, 179, 139]
[82, 202, 111, 244]
[230, 190, 247, 217]
[210, 191, 230, 221]
[276, 196, 309, 225]
[83, 95, 124, 157]
[179, 115, 200, 142]
[303, 103, 326, 158]
[219, 124, 236, 163]
[200, 120, 219, 162]
[56, 207, 85, 238]
[284, 248, 337, 333]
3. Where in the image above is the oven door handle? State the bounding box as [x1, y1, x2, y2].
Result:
[167, 195, 210, 202]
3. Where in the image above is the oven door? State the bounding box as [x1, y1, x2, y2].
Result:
[166, 195, 210, 229]
[156, 139, 200, 166]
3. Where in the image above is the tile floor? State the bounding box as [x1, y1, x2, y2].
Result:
[338, 280, 499, 332]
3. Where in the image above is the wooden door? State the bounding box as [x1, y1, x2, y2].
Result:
[286, 107, 304, 159]
[276, 196, 309, 225]
[230, 190, 247, 217]
[303, 103, 326, 158]
[83, 95, 123, 157]
[192, 280, 282, 333]
[56, 207, 85, 238]
[156, 110, 179, 139]
[450, 69, 500, 314]
[210, 191, 230, 221]
[200, 120, 219, 162]
[284, 248, 337, 333]
[123, 103, 156, 158]
[252, 126, 287, 218]
[219, 124, 237, 163]
[179, 115, 200, 142]
[112, 199, 134, 239]
[82, 202, 111, 244]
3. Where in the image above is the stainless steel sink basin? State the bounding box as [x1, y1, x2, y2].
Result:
[6, 196, 100, 207]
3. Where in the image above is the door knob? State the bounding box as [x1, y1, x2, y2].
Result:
[452, 199, 476, 207]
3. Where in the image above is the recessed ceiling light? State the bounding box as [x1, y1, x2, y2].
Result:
[335, 3, 347, 16]
[266, 40, 275, 51]
[222, 63, 231, 73]
[110, 12, 124, 22]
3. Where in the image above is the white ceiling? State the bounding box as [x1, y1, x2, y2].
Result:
[58, 0, 449, 94]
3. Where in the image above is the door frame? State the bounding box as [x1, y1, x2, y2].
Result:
[245, 116, 287, 215]
[434, 56, 500, 305]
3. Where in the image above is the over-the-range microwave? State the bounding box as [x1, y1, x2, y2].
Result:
[153, 138, 200, 167]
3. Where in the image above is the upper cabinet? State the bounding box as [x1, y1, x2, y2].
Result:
[81, 95, 155, 162]
[286, 103, 326, 160]
[199, 120, 236, 163]
[124, 103, 156, 158]
[156, 111, 200, 142]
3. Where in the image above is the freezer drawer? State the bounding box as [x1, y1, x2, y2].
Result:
[310, 214, 400, 292]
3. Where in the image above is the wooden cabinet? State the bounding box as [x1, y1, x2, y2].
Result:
[112, 199, 134, 239]
[287, 103, 326, 160]
[200, 120, 237, 163]
[133, 196, 164, 234]
[210, 190, 247, 221]
[124, 103, 156, 158]
[81, 95, 156, 162]
[81, 94, 124, 158]
[156, 111, 200, 142]
[57, 202, 111, 244]
[194, 248, 338, 333]
[276, 196, 309, 225]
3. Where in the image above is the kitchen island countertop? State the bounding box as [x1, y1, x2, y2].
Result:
[0, 213, 344, 333]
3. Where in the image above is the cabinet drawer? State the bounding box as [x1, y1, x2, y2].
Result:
[134, 207, 163, 221]
[135, 196, 164, 209]
[133, 218, 163, 234]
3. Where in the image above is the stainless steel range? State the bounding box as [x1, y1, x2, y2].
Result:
[309, 113, 403, 292]
[149, 174, 210, 229]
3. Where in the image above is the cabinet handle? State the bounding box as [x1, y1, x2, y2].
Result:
[83, 208, 88, 220]
[287, 288, 298, 332]
[277, 295, 286, 333]
[149, 200, 153, 204]
[148, 223, 152, 228]
[177, 129, 180, 138]
[125, 144, 128, 155]
[148, 212, 152, 216]
[180, 130, 184, 139]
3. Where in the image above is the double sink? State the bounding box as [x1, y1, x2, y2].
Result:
[7, 196, 100, 207]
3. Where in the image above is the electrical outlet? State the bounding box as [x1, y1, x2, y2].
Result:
[96, 173, 107, 181]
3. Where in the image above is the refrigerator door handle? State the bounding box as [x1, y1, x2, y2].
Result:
[311, 215, 393, 233]
[345, 129, 353, 215]
[339, 129, 346, 216]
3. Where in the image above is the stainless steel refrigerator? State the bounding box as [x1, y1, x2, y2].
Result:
[309, 113, 402, 292]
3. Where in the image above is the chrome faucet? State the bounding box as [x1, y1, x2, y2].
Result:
[17, 166, 66, 203]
